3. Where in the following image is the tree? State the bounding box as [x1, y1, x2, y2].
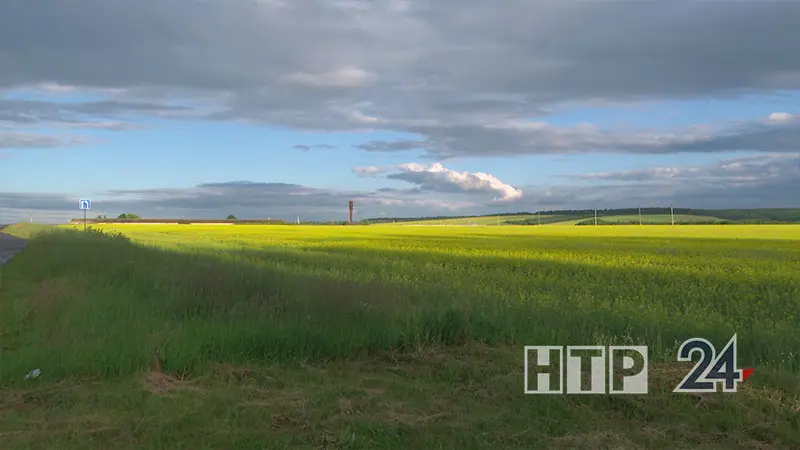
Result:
[226, 214, 238, 220]
[118, 213, 141, 219]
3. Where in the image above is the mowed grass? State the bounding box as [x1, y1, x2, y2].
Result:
[1, 224, 799, 449]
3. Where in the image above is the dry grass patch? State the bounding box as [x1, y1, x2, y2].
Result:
[210, 363, 256, 381]
[143, 350, 199, 396]
[0, 392, 26, 414]
[143, 370, 199, 396]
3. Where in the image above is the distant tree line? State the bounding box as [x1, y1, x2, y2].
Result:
[533, 207, 798, 220]
[364, 208, 800, 224]
[574, 218, 729, 226]
[537, 208, 800, 224]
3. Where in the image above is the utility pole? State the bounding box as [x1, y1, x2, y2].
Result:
[594, 208, 598, 226]
[670, 205, 675, 225]
[639, 207, 642, 225]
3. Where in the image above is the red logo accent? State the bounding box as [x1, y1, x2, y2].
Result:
[742, 368, 754, 381]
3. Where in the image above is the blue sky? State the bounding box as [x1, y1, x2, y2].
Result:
[1, 1, 798, 222]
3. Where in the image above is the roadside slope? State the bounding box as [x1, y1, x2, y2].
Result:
[0, 226, 27, 266]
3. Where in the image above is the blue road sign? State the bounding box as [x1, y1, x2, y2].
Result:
[79, 199, 92, 210]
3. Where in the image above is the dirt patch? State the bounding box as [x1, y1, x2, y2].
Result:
[0, 392, 26, 414]
[236, 388, 310, 434]
[211, 364, 255, 381]
[648, 361, 696, 391]
[238, 388, 308, 410]
[383, 407, 449, 426]
[143, 350, 199, 396]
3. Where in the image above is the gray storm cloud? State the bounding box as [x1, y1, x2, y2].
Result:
[1, 0, 799, 152]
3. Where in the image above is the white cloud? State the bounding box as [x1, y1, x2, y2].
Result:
[283, 66, 374, 88]
[0, 131, 87, 149]
[567, 154, 798, 185]
[352, 166, 391, 176]
[768, 112, 795, 122]
[388, 162, 523, 202]
[38, 83, 77, 93]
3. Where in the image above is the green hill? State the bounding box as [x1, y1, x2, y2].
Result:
[537, 208, 800, 224]
[0, 223, 54, 238]
[376, 214, 537, 226]
[372, 214, 578, 226]
[574, 214, 727, 225]
[364, 208, 800, 226]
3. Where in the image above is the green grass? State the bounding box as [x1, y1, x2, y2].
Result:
[543, 217, 592, 225]
[374, 214, 587, 226]
[1, 224, 799, 448]
[574, 215, 728, 225]
[0, 223, 54, 238]
[386, 213, 728, 226]
[377, 214, 541, 226]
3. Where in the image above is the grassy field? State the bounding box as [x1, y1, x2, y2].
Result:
[1, 224, 799, 449]
[378, 213, 729, 226]
[377, 214, 543, 226]
[0, 223, 56, 238]
[575, 215, 728, 225]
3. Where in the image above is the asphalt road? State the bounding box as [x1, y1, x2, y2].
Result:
[0, 226, 26, 266]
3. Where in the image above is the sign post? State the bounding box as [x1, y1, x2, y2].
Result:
[79, 199, 92, 231]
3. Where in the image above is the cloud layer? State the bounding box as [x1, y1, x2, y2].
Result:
[1, 1, 799, 155]
[0, 131, 86, 149]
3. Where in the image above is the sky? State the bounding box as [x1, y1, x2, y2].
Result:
[1, 0, 799, 223]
